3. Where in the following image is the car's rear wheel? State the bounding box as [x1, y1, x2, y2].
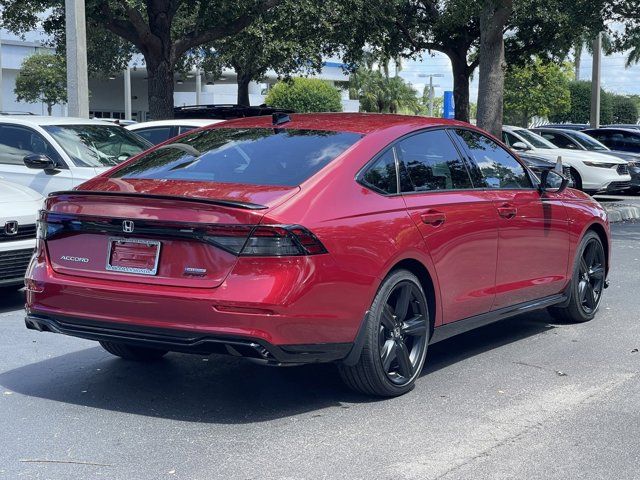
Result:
[99, 341, 168, 361]
[339, 270, 429, 397]
[548, 231, 605, 323]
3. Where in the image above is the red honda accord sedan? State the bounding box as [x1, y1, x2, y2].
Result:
[25, 113, 610, 397]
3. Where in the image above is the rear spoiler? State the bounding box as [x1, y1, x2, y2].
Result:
[48, 190, 268, 211]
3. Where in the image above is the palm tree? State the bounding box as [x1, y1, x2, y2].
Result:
[349, 68, 420, 114]
[573, 32, 612, 80]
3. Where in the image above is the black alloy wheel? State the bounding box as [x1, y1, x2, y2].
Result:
[549, 231, 606, 323]
[339, 269, 430, 397]
[378, 281, 428, 385]
[576, 237, 605, 315]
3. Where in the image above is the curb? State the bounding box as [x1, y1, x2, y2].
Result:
[603, 204, 640, 223]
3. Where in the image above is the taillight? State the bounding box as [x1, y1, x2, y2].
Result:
[206, 225, 327, 257]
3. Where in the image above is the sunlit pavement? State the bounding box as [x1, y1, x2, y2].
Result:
[1, 222, 639, 480]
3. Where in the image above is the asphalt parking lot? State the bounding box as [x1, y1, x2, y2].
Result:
[1, 220, 639, 480]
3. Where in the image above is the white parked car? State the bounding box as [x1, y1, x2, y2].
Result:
[0, 116, 151, 195]
[0, 179, 42, 288]
[126, 119, 223, 145]
[502, 125, 631, 193]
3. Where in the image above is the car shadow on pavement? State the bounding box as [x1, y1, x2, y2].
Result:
[0, 312, 554, 424]
[423, 310, 555, 376]
[0, 287, 24, 314]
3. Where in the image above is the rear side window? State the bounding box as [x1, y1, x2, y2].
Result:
[360, 149, 398, 194]
[396, 129, 473, 192]
[134, 126, 174, 145]
[453, 129, 532, 189]
[113, 128, 362, 186]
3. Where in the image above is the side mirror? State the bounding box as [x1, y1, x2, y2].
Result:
[23, 153, 56, 170]
[539, 169, 569, 194]
[511, 141, 530, 151]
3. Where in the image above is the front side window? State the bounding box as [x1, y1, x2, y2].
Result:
[453, 129, 532, 189]
[44, 125, 150, 168]
[360, 149, 397, 194]
[113, 128, 362, 187]
[513, 129, 557, 149]
[540, 132, 575, 149]
[0, 125, 61, 165]
[395, 130, 473, 192]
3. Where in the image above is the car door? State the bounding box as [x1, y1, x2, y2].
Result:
[0, 124, 75, 194]
[398, 129, 498, 324]
[452, 128, 570, 309]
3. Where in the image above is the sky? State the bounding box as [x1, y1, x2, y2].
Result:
[398, 48, 640, 105]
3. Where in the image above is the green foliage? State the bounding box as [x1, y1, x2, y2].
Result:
[548, 81, 613, 125]
[349, 68, 419, 114]
[14, 53, 67, 115]
[504, 59, 572, 127]
[197, 0, 336, 105]
[610, 95, 639, 124]
[265, 78, 343, 113]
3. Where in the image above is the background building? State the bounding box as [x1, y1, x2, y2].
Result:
[0, 29, 358, 119]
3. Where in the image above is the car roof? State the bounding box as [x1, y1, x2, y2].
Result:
[583, 127, 640, 133]
[0, 115, 116, 127]
[126, 119, 223, 130]
[212, 113, 470, 135]
[502, 125, 526, 132]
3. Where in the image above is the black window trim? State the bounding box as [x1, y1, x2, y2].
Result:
[356, 126, 479, 197]
[449, 126, 537, 191]
[0, 123, 69, 169]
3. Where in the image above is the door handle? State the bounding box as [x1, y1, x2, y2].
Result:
[497, 203, 517, 219]
[420, 210, 446, 226]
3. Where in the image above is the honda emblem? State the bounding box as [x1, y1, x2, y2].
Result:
[122, 220, 135, 233]
[4, 221, 18, 236]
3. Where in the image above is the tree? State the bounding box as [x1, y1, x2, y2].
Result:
[200, 1, 335, 106]
[265, 78, 342, 112]
[549, 81, 612, 124]
[611, 95, 639, 124]
[476, 0, 512, 136]
[349, 68, 420, 114]
[373, 0, 609, 123]
[0, 0, 284, 119]
[504, 59, 571, 127]
[14, 53, 67, 115]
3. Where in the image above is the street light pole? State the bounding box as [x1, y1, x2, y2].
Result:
[0, 33, 3, 112]
[65, 0, 89, 118]
[124, 67, 132, 120]
[418, 73, 444, 117]
[590, 32, 602, 128]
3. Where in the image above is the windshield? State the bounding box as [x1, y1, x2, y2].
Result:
[112, 128, 363, 186]
[515, 129, 558, 149]
[44, 125, 150, 168]
[567, 131, 610, 151]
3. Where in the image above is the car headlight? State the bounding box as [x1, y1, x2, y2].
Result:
[582, 161, 618, 168]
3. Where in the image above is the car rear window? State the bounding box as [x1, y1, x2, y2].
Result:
[112, 128, 362, 186]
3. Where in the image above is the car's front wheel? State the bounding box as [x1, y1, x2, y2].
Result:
[549, 231, 606, 323]
[339, 269, 430, 397]
[100, 341, 168, 361]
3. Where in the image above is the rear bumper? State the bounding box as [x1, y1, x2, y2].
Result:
[25, 312, 352, 365]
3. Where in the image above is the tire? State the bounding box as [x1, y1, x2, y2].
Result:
[339, 269, 430, 397]
[548, 231, 606, 323]
[99, 341, 168, 361]
[570, 168, 582, 191]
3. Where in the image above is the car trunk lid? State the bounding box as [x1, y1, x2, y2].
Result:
[43, 181, 299, 288]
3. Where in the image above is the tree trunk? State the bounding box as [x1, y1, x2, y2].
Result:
[147, 59, 175, 120]
[477, 0, 513, 137]
[574, 42, 582, 80]
[237, 73, 251, 106]
[47, 103, 53, 116]
[449, 55, 471, 123]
